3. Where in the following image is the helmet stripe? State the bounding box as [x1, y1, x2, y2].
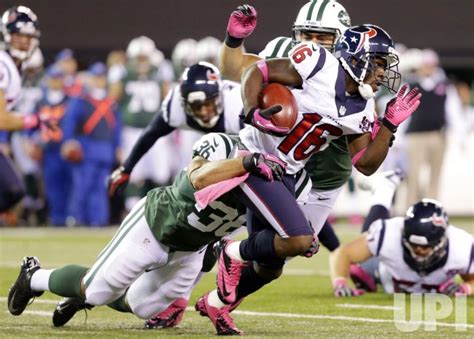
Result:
[306, 0, 319, 20]
[316, 0, 330, 21]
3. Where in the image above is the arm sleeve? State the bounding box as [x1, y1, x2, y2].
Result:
[365, 219, 386, 256]
[122, 111, 175, 172]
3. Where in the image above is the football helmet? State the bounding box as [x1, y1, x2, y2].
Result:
[126, 36, 156, 59]
[292, 0, 351, 51]
[180, 62, 223, 128]
[335, 24, 401, 99]
[196, 36, 222, 66]
[402, 199, 449, 276]
[1, 6, 40, 61]
[172, 38, 198, 77]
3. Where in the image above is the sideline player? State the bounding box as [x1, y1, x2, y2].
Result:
[0, 6, 43, 212]
[331, 174, 474, 297]
[197, 23, 421, 335]
[7, 132, 285, 332]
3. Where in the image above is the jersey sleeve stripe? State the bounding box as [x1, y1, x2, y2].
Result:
[306, 47, 327, 80]
[376, 219, 387, 256]
[217, 133, 233, 157]
[283, 41, 293, 57]
[268, 38, 287, 59]
[164, 89, 175, 122]
[316, 0, 331, 21]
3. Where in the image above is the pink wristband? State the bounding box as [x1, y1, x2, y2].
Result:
[22, 115, 38, 129]
[256, 59, 268, 84]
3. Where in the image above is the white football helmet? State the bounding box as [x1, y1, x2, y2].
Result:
[172, 38, 198, 77]
[126, 36, 156, 59]
[292, 0, 351, 51]
[196, 36, 222, 66]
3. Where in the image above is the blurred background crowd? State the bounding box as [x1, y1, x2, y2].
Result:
[0, 0, 473, 227]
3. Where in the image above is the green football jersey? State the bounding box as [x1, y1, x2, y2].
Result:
[144, 133, 246, 251]
[119, 67, 162, 128]
[259, 36, 353, 190]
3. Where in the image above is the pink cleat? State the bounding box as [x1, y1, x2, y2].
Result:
[144, 298, 188, 329]
[195, 292, 243, 336]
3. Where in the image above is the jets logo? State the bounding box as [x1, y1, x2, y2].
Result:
[338, 10, 351, 27]
[341, 27, 378, 55]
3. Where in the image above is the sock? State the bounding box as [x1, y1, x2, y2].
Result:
[370, 179, 397, 210]
[107, 294, 132, 313]
[318, 221, 340, 252]
[235, 263, 272, 300]
[30, 269, 54, 292]
[49, 265, 88, 298]
[207, 289, 226, 309]
[361, 205, 390, 233]
[239, 229, 276, 261]
[226, 241, 244, 261]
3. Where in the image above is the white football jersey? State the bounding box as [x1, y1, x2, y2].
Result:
[367, 217, 474, 293]
[239, 42, 375, 174]
[0, 50, 23, 111]
[161, 79, 243, 134]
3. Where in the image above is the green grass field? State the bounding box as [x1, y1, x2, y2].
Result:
[1, 220, 473, 337]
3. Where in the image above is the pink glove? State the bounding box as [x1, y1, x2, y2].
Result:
[383, 84, 422, 131]
[333, 277, 365, 297]
[227, 4, 257, 39]
[242, 152, 286, 181]
[249, 106, 290, 136]
[21, 115, 39, 129]
[438, 279, 473, 296]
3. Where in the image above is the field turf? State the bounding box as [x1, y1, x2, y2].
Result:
[1, 220, 473, 337]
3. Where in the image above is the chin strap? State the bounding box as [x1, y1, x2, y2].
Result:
[339, 56, 375, 100]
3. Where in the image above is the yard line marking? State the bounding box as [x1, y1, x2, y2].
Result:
[3, 298, 472, 329]
[0, 297, 58, 305]
[336, 303, 401, 311]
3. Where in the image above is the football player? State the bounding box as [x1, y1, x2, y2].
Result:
[0, 6, 43, 212]
[196, 23, 421, 335]
[331, 182, 473, 296]
[108, 36, 175, 210]
[7, 132, 285, 334]
[107, 62, 244, 197]
[219, 2, 352, 273]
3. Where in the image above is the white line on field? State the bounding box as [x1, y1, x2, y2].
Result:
[336, 303, 401, 311]
[4, 297, 471, 329]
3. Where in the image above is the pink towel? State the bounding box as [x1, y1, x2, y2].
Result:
[194, 173, 249, 209]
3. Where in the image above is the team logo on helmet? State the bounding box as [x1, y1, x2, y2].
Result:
[341, 27, 378, 55]
[7, 12, 17, 23]
[206, 69, 219, 81]
[431, 213, 448, 227]
[337, 10, 351, 27]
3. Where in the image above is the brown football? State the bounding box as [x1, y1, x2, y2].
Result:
[258, 83, 298, 129]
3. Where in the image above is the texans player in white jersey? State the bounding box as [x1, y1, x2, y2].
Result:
[0, 6, 43, 213]
[331, 191, 473, 297]
[195, 24, 422, 334]
[107, 62, 244, 197]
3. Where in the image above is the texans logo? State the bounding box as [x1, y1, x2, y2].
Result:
[342, 27, 378, 55]
[206, 70, 219, 81]
[432, 213, 447, 227]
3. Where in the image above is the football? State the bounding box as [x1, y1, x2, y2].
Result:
[258, 83, 298, 129]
